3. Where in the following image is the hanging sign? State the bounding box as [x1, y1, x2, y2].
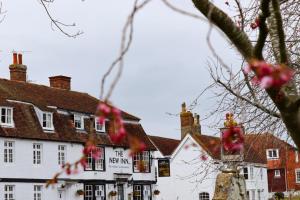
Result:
[220, 126, 245, 162]
[158, 159, 170, 177]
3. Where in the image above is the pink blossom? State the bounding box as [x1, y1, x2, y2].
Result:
[98, 116, 105, 125]
[246, 60, 293, 89]
[260, 76, 274, 88]
[222, 126, 244, 152]
[99, 103, 111, 114]
[243, 65, 251, 74]
[200, 154, 208, 161]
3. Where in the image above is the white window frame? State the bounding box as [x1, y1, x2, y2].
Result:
[95, 147, 105, 171]
[95, 185, 105, 199]
[4, 141, 14, 164]
[133, 185, 142, 200]
[34, 185, 42, 200]
[85, 147, 105, 171]
[267, 149, 279, 160]
[133, 151, 150, 173]
[4, 185, 15, 200]
[275, 169, 281, 178]
[243, 167, 249, 180]
[95, 117, 105, 133]
[250, 166, 254, 180]
[42, 112, 54, 130]
[84, 185, 93, 200]
[0, 107, 13, 127]
[257, 189, 261, 200]
[296, 151, 299, 163]
[74, 114, 84, 130]
[33, 143, 42, 165]
[58, 145, 66, 166]
[296, 169, 300, 184]
[251, 190, 255, 200]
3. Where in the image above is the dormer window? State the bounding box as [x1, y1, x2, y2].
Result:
[0, 107, 13, 127]
[95, 117, 105, 133]
[267, 149, 279, 160]
[74, 114, 84, 130]
[42, 112, 53, 130]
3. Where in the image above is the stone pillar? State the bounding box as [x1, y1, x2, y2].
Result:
[213, 170, 247, 200]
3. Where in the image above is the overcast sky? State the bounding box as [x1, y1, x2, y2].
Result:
[0, 0, 239, 139]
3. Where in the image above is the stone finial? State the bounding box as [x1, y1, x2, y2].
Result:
[224, 113, 238, 127]
[181, 102, 187, 113]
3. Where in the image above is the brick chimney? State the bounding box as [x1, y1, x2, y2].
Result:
[180, 102, 194, 140]
[9, 53, 27, 82]
[49, 75, 71, 90]
[193, 113, 201, 135]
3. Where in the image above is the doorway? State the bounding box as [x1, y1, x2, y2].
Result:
[117, 184, 125, 200]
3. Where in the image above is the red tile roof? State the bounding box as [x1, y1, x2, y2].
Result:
[0, 79, 156, 150]
[191, 133, 294, 164]
[149, 135, 180, 156]
[150, 133, 290, 164]
[0, 78, 139, 120]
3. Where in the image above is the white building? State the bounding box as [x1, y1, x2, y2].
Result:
[0, 54, 157, 200]
[150, 104, 269, 200]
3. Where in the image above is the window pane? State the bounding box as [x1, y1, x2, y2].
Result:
[243, 167, 248, 180]
[58, 145, 66, 165]
[33, 143, 42, 165]
[4, 185, 14, 200]
[4, 141, 14, 163]
[199, 192, 209, 200]
[1, 108, 6, 123]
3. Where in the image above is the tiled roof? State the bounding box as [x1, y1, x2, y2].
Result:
[149, 135, 180, 156]
[0, 79, 156, 150]
[191, 133, 295, 165]
[0, 78, 139, 120]
[148, 133, 276, 164]
[243, 133, 295, 167]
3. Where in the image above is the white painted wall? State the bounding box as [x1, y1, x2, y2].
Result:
[154, 135, 269, 200]
[0, 137, 156, 200]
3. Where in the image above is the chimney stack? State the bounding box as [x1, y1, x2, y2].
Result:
[180, 103, 202, 139]
[180, 102, 194, 140]
[9, 53, 27, 82]
[193, 113, 201, 135]
[49, 75, 71, 90]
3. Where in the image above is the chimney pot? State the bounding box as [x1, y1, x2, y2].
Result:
[49, 75, 71, 90]
[9, 53, 27, 82]
[13, 53, 18, 65]
[18, 54, 23, 65]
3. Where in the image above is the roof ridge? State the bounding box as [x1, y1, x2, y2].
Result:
[149, 135, 180, 141]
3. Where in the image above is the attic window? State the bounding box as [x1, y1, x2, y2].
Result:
[267, 149, 279, 160]
[74, 114, 84, 130]
[42, 112, 53, 130]
[95, 117, 105, 133]
[0, 107, 13, 127]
